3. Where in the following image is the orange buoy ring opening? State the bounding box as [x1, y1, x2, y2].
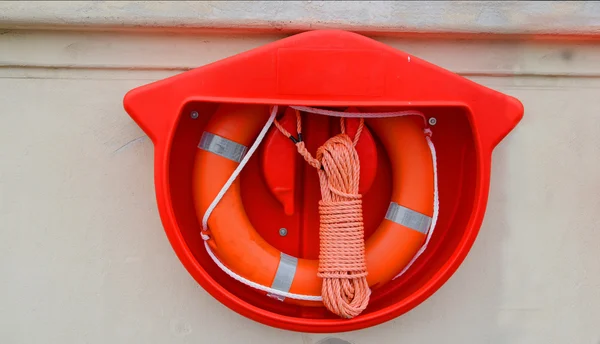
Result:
[192, 104, 435, 314]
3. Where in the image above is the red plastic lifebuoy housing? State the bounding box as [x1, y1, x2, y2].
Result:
[192, 104, 434, 306]
[123, 29, 523, 332]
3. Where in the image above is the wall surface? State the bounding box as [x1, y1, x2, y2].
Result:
[1, 1, 600, 35]
[1, 2, 599, 344]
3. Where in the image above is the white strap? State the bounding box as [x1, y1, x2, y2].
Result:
[385, 202, 432, 234]
[200, 105, 439, 300]
[198, 132, 248, 163]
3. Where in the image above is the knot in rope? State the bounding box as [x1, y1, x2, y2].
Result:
[274, 110, 370, 319]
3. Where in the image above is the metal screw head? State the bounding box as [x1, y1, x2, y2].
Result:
[316, 339, 352, 344]
[190, 111, 199, 119]
[279, 228, 288, 236]
[428, 117, 437, 126]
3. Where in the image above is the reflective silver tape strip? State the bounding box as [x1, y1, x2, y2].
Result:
[385, 202, 432, 234]
[267, 253, 298, 301]
[198, 132, 248, 163]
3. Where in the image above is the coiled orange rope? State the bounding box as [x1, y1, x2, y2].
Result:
[274, 109, 370, 318]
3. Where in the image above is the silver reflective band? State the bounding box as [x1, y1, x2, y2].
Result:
[268, 253, 298, 301]
[198, 132, 248, 163]
[385, 202, 432, 234]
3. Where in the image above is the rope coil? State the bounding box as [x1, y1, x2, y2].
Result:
[274, 111, 370, 318]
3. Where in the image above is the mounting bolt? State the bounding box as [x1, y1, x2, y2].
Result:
[316, 339, 352, 344]
[279, 228, 288, 237]
[428, 117, 437, 126]
[190, 111, 199, 119]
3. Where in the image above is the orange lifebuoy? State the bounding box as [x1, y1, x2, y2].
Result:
[192, 104, 434, 306]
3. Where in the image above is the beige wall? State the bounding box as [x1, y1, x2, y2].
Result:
[1, 1, 599, 35]
[1, 2, 599, 344]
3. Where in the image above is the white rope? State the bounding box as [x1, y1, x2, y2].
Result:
[290, 105, 427, 121]
[200, 105, 322, 301]
[203, 241, 323, 301]
[200, 105, 439, 300]
[393, 130, 439, 279]
[201, 106, 279, 238]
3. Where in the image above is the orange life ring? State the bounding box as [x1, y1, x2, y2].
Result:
[192, 104, 434, 306]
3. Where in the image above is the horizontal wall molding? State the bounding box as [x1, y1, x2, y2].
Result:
[0, 1, 599, 38]
[1, 30, 600, 78]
